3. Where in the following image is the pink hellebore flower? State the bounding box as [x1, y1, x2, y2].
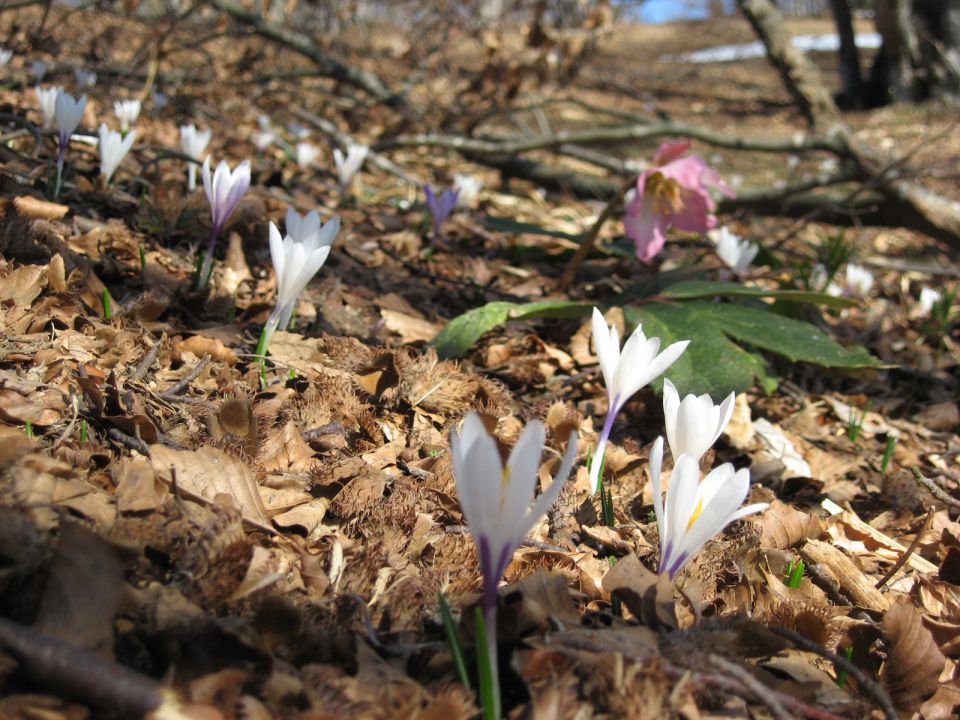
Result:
[624, 141, 734, 262]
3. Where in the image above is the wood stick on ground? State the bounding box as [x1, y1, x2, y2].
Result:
[707, 654, 791, 720]
[768, 626, 897, 720]
[911, 466, 960, 508]
[163, 354, 211, 396]
[0, 617, 187, 718]
[875, 505, 934, 589]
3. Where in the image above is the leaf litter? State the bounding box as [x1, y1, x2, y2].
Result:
[0, 5, 959, 720]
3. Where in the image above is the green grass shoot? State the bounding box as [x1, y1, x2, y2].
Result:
[835, 646, 854, 687]
[881, 435, 897, 473]
[785, 558, 805, 588]
[24, 420, 33, 439]
[80, 420, 88, 443]
[102, 289, 112, 319]
[438, 593, 470, 691]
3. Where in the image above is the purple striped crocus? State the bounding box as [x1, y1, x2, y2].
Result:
[197, 157, 251, 289]
[424, 184, 459, 238]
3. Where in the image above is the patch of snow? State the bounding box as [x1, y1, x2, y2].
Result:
[662, 33, 882, 64]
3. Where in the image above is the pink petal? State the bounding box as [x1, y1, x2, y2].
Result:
[624, 203, 668, 261]
[653, 140, 693, 166]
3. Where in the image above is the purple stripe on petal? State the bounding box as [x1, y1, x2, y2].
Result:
[667, 551, 689, 579]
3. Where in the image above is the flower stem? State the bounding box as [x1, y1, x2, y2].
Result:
[475, 604, 501, 720]
[589, 403, 619, 495]
[195, 226, 220, 290]
[559, 175, 636, 291]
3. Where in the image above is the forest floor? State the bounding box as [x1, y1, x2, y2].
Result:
[0, 5, 959, 719]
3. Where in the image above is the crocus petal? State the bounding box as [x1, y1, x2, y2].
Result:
[649, 437, 665, 541]
[523, 430, 578, 541]
[591, 307, 620, 397]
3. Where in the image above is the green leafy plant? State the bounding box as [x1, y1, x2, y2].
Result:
[431, 279, 879, 397]
[835, 645, 854, 688]
[847, 404, 868, 443]
[102, 289, 112, 320]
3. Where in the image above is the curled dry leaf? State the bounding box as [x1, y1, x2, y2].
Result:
[13, 195, 69, 220]
[881, 599, 946, 715]
[759, 499, 823, 549]
[174, 335, 237, 365]
[601, 553, 677, 631]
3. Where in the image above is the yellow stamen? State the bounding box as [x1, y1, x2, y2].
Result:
[499, 466, 511, 512]
[687, 497, 703, 531]
[645, 171, 685, 215]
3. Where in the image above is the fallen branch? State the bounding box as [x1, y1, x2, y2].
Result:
[911, 467, 960, 508]
[207, 0, 412, 114]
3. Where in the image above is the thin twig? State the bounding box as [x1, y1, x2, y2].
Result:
[911, 466, 960, 508]
[129, 341, 161, 383]
[107, 427, 152, 457]
[875, 505, 935, 589]
[768, 626, 897, 720]
[706, 654, 792, 720]
[163, 354, 211, 396]
[558, 175, 636, 291]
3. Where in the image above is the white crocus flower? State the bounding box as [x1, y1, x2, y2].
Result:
[453, 173, 484, 209]
[180, 123, 212, 192]
[54, 91, 87, 151]
[333, 142, 368, 191]
[451, 411, 578, 720]
[251, 128, 275, 152]
[589, 307, 689, 494]
[842, 263, 874, 298]
[98, 123, 135, 183]
[114, 99, 141, 133]
[196, 157, 251, 289]
[258, 208, 340, 356]
[662, 379, 735, 463]
[650, 437, 767, 578]
[74, 68, 96, 88]
[0, 49, 13, 66]
[35, 85, 62, 128]
[711, 226, 758, 276]
[917, 287, 942, 319]
[294, 142, 320, 169]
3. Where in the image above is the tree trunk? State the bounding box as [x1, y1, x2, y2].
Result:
[829, 0, 864, 107]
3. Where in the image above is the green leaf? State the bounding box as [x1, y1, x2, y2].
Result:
[626, 300, 879, 398]
[483, 216, 582, 241]
[660, 280, 856, 308]
[432, 300, 593, 358]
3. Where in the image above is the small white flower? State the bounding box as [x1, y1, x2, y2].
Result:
[0, 49, 12, 67]
[74, 68, 96, 88]
[202, 157, 251, 234]
[252, 129, 275, 152]
[451, 411, 578, 607]
[34, 85, 62, 128]
[453, 173, 484, 209]
[180, 123, 212, 192]
[31, 60, 48, 81]
[917, 287, 942, 319]
[294, 141, 320, 169]
[662, 379, 735, 463]
[288, 123, 310, 140]
[54, 91, 87, 149]
[113, 99, 141, 132]
[333, 142, 368, 190]
[589, 307, 689, 494]
[98, 123, 135, 183]
[259, 208, 339, 354]
[650, 437, 767, 578]
[710, 227, 758, 276]
[843, 263, 874, 298]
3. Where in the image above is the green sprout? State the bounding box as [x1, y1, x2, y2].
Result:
[846, 403, 868, 443]
[835, 645, 854, 687]
[80, 420, 88, 443]
[24, 420, 33, 439]
[139, 244, 147, 274]
[816, 231, 854, 282]
[102, 289, 112, 320]
[881, 435, 898, 474]
[785, 558, 805, 589]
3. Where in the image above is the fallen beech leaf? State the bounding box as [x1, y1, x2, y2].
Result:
[881, 600, 946, 714]
[601, 553, 677, 630]
[150, 445, 270, 528]
[174, 335, 237, 365]
[14, 195, 69, 220]
[800, 539, 889, 612]
[759, 500, 823, 549]
[356, 352, 399, 398]
[0, 264, 47, 306]
[380, 308, 441, 343]
[112, 457, 166, 513]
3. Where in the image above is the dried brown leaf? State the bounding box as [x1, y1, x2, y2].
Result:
[13, 195, 69, 220]
[881, 599, 946, 715]
[112, 457, 166, 514]
[601, 553, 677, 631]
[759, 500, 823, 549]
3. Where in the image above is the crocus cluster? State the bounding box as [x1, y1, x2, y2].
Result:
[589, 307, 688, 493]
[625, 140, 734, 262]
[450, 412, 577, 720]
[257, 207, 340, 357]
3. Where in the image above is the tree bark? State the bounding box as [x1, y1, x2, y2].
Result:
[829, 0, 863, 107]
